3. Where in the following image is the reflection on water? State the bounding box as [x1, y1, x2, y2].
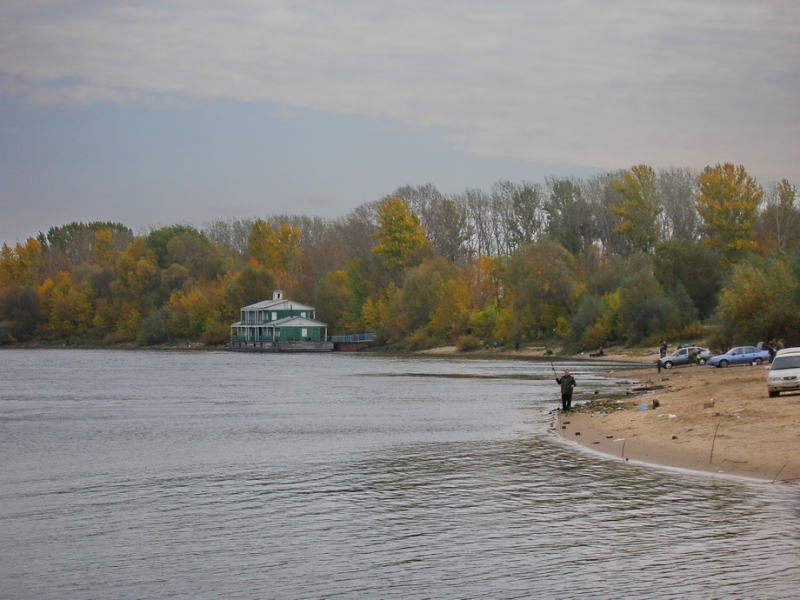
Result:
[0, 349, 798, 598]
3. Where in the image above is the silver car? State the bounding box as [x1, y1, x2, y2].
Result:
[658, 346, 711, 369]
[766, 347, 800, 397]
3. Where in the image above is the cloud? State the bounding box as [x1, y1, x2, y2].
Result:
[1, 0, 799, 179]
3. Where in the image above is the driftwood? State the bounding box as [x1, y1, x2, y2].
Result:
[628, 382, 665, 392]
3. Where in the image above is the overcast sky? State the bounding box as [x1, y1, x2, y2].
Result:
[1, 0, 798, 245]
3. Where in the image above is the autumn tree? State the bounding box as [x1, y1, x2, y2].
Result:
[0, 238, 41, 287]
[695, 163, 764, 263]
[428, 276, 470, 342]
[397, 256, 460, 338]
[112, 237, 161, 312]
[372, 198, 430, 274]
[610, 165, 661, 253]
[504, 239, 579, 341]
[38, 272, 94, 339]
[247, 220, 302, 285]
[758, 179, 800, 251]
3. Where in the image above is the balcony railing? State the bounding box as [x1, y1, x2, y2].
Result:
[329, 333, 377, 343]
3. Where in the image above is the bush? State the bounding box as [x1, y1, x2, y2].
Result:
[582, 323, 610, 350]
[455, 334, 481, 352]
[201, 319, 230, 345]
[137, 307, 172, 346]
[406, 328, 438, 351]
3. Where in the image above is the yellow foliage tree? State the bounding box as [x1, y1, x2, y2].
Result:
[38, 272, 93, 339]
[91, 229, 116, 267]
[0, 238, 42, 287]
[247, 220, 302, 289]
[372, 198, 431, 273]
[429, 276, 470, 341]
[695, 163, 764, 263]
[610, 165, 661, 253]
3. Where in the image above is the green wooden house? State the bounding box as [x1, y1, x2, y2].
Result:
[229, 290, 333, 352]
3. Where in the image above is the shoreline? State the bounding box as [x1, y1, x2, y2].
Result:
[8, 341, 798, 482]
[555, 363, 800, 483]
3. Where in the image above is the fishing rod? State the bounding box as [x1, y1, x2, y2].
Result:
[543, 342, 557, 376]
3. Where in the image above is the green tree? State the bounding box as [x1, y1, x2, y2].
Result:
[618, 269, 665, 344]
[164, 233, 224, 281]
[372, 198, 431, 273]
[716, 254, 800, 344]
[145, 225, 205, 268]
[610, 165, 661, 253]
[223, 265, 276, 314]
[653, 240, 724, 319]
[695, 163, 764, 263]
[398, 257, 460, 336]
[315, 270, 355, 334]
[0, 284, 41, 342]
[545, 177, 594, 257]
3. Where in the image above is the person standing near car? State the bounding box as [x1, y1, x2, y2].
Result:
[556, 369, 577, 412]
[660, 341, 668, 358]
[769, 339, 778, 362]
[688, 347, 699, 366]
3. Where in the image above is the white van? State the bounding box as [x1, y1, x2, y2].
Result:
[766, 347, 800, 397]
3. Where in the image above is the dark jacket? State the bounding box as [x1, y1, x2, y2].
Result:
[556, 375, 577, 395]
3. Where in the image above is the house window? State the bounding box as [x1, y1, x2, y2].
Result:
[272, 312, 277, 320]
[301, 312, 306, 318]
[301, 328, 308, 338]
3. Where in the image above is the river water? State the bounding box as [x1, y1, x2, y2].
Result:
[1, 349, 798, 598]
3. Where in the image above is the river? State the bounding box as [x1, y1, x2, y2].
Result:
[1, 349, 798, 598]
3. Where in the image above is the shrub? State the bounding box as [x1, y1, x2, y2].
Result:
[456, 334, 481, 352]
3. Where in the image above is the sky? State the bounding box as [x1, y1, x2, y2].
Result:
[1, 0, 798, 246]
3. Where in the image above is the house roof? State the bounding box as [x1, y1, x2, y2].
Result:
[241, 298, 315, 312]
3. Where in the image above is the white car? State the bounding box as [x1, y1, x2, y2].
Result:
[766, 347, 800, 397]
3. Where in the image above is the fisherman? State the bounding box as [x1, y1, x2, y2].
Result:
[556, 369, 577, 412]
[660, 341, 668, 358]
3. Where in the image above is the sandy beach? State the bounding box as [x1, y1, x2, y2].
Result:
[420, 344, 800, 482]
[555, 360, 800, 483]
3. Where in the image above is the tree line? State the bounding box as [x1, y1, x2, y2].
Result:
[1, 163, 799, 352]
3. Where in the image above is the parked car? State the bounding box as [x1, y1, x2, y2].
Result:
[658, 346, 711, 369]
[766, 347, 800, 397]
[707, 345, 771, 368]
